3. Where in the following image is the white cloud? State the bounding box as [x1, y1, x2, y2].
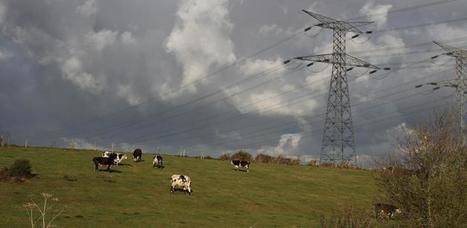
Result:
[121, 31, 137, 45]
[239, 58, 285, 76]
[61, 137, 97, 150]
[77, 0, 97, 17]
[165, 0, 236, 93]
[86, 30, 118, 51]
[257, 133, 302, 156]
[62, 57, 103, 92]
[360, 1, 393, 29]
[117, 84, 143, 105]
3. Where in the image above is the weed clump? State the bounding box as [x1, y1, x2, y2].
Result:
[0, 159, 34, 182]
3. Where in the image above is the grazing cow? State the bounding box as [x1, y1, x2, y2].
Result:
[170, 174, 192, 195]
[133, 148, 143, 162]
[102, 152, 128, 165]
[231, 160, 250, 172]
[374, 203, 401, 219]
[93, 153, 118, 171]
[152, 155, 163, 168]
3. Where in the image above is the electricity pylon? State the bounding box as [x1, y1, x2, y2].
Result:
[416, 41, 467, 144]
[285, 10, 389, 163]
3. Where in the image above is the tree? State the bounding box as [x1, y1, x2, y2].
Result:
[377, 111, 467, 227]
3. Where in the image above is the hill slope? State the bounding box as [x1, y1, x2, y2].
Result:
[0, 147, 377, 227]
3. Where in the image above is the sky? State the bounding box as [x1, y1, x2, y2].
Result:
[0, 0, 466, 165]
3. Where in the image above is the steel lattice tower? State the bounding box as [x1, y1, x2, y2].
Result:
[285, 11, 388, 163]
[416, 41, 467, 144]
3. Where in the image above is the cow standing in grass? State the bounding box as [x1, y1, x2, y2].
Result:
[102, 151, 128, 165]
[93, 153, 118, 171]
[231, 160, 250, 172]
[153, 155, 163, 168]
[133, 148, 142, 162]
[374, 203, 401, 220]
[170, 174, 192, 195]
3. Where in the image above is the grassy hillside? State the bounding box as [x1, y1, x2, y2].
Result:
[0, 147, 378, 227]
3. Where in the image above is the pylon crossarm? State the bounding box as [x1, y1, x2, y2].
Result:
[302, 10, 371, 34]
[292, 53, 381, 69]
[294, 54, 334, 63]
[434, 41, 460, 53]
[433, 41, 467, 58]
[345, 54, 380, 69]
[416, 79, 459, 90]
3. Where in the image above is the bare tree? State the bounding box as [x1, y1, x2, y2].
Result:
[377, 111, 467, 227]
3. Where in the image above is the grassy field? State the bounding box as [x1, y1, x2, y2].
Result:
[0, 147, 378, 227]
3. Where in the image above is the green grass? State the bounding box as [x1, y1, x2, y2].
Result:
[0, 147, 378, 227]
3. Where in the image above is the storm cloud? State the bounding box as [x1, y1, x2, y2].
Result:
[0, 0, 466, 165]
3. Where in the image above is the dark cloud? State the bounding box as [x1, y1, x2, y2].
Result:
[0, 0, 466, 164]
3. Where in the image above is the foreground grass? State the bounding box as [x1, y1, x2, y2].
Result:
[0, 147, 378, 227]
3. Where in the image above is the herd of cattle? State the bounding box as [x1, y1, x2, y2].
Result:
[91, 149, 401, 219]
[92, 148, 250, 196]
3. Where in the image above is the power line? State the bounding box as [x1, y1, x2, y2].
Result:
[40, 0, 465, 141]
[127, 66, 453, 146]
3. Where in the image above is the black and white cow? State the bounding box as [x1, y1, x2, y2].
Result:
[102, 151, 128, 165]
[231, 160, 250, 172]
[152, 155, 163, 168]
[170, 174, 192, 195]
[374, 203, 401, 219]
[93, 153, 118, 171]
[133, 148, 142, 162]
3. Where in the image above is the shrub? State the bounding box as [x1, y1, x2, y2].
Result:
[377, 111, 467, 227]
[231, 151, 252, 161]
[254, 154, 300, 165]
[307, 160, 319, 167]
[255, 153, 274, 163]
[8, 160, 32, 177]
[276, 155, 300, 165]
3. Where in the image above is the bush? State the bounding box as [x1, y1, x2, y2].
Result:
[275, 155, 300, 165]
[255, 153, 274, 163]
[307, 160, 319, 167]
[8, 160, 32, 177]
[377, 112, 467, 227]
[231, 151, 252, 161]
[254, 154, 300, 165]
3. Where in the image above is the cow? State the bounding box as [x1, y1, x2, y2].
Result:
[374, 203, 401, 220]
[152, 155, 163, 168]
[102, 151, 128, 165]
[170, 174, 192, 195]
[133, 148, 143, 162]
[231, 160, 250, 172]
[93, 153, 118, 171]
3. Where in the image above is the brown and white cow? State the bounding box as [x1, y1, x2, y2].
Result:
[170, 174, 192, 195]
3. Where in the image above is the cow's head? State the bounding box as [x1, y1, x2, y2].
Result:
[187, 186, 192, 195]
